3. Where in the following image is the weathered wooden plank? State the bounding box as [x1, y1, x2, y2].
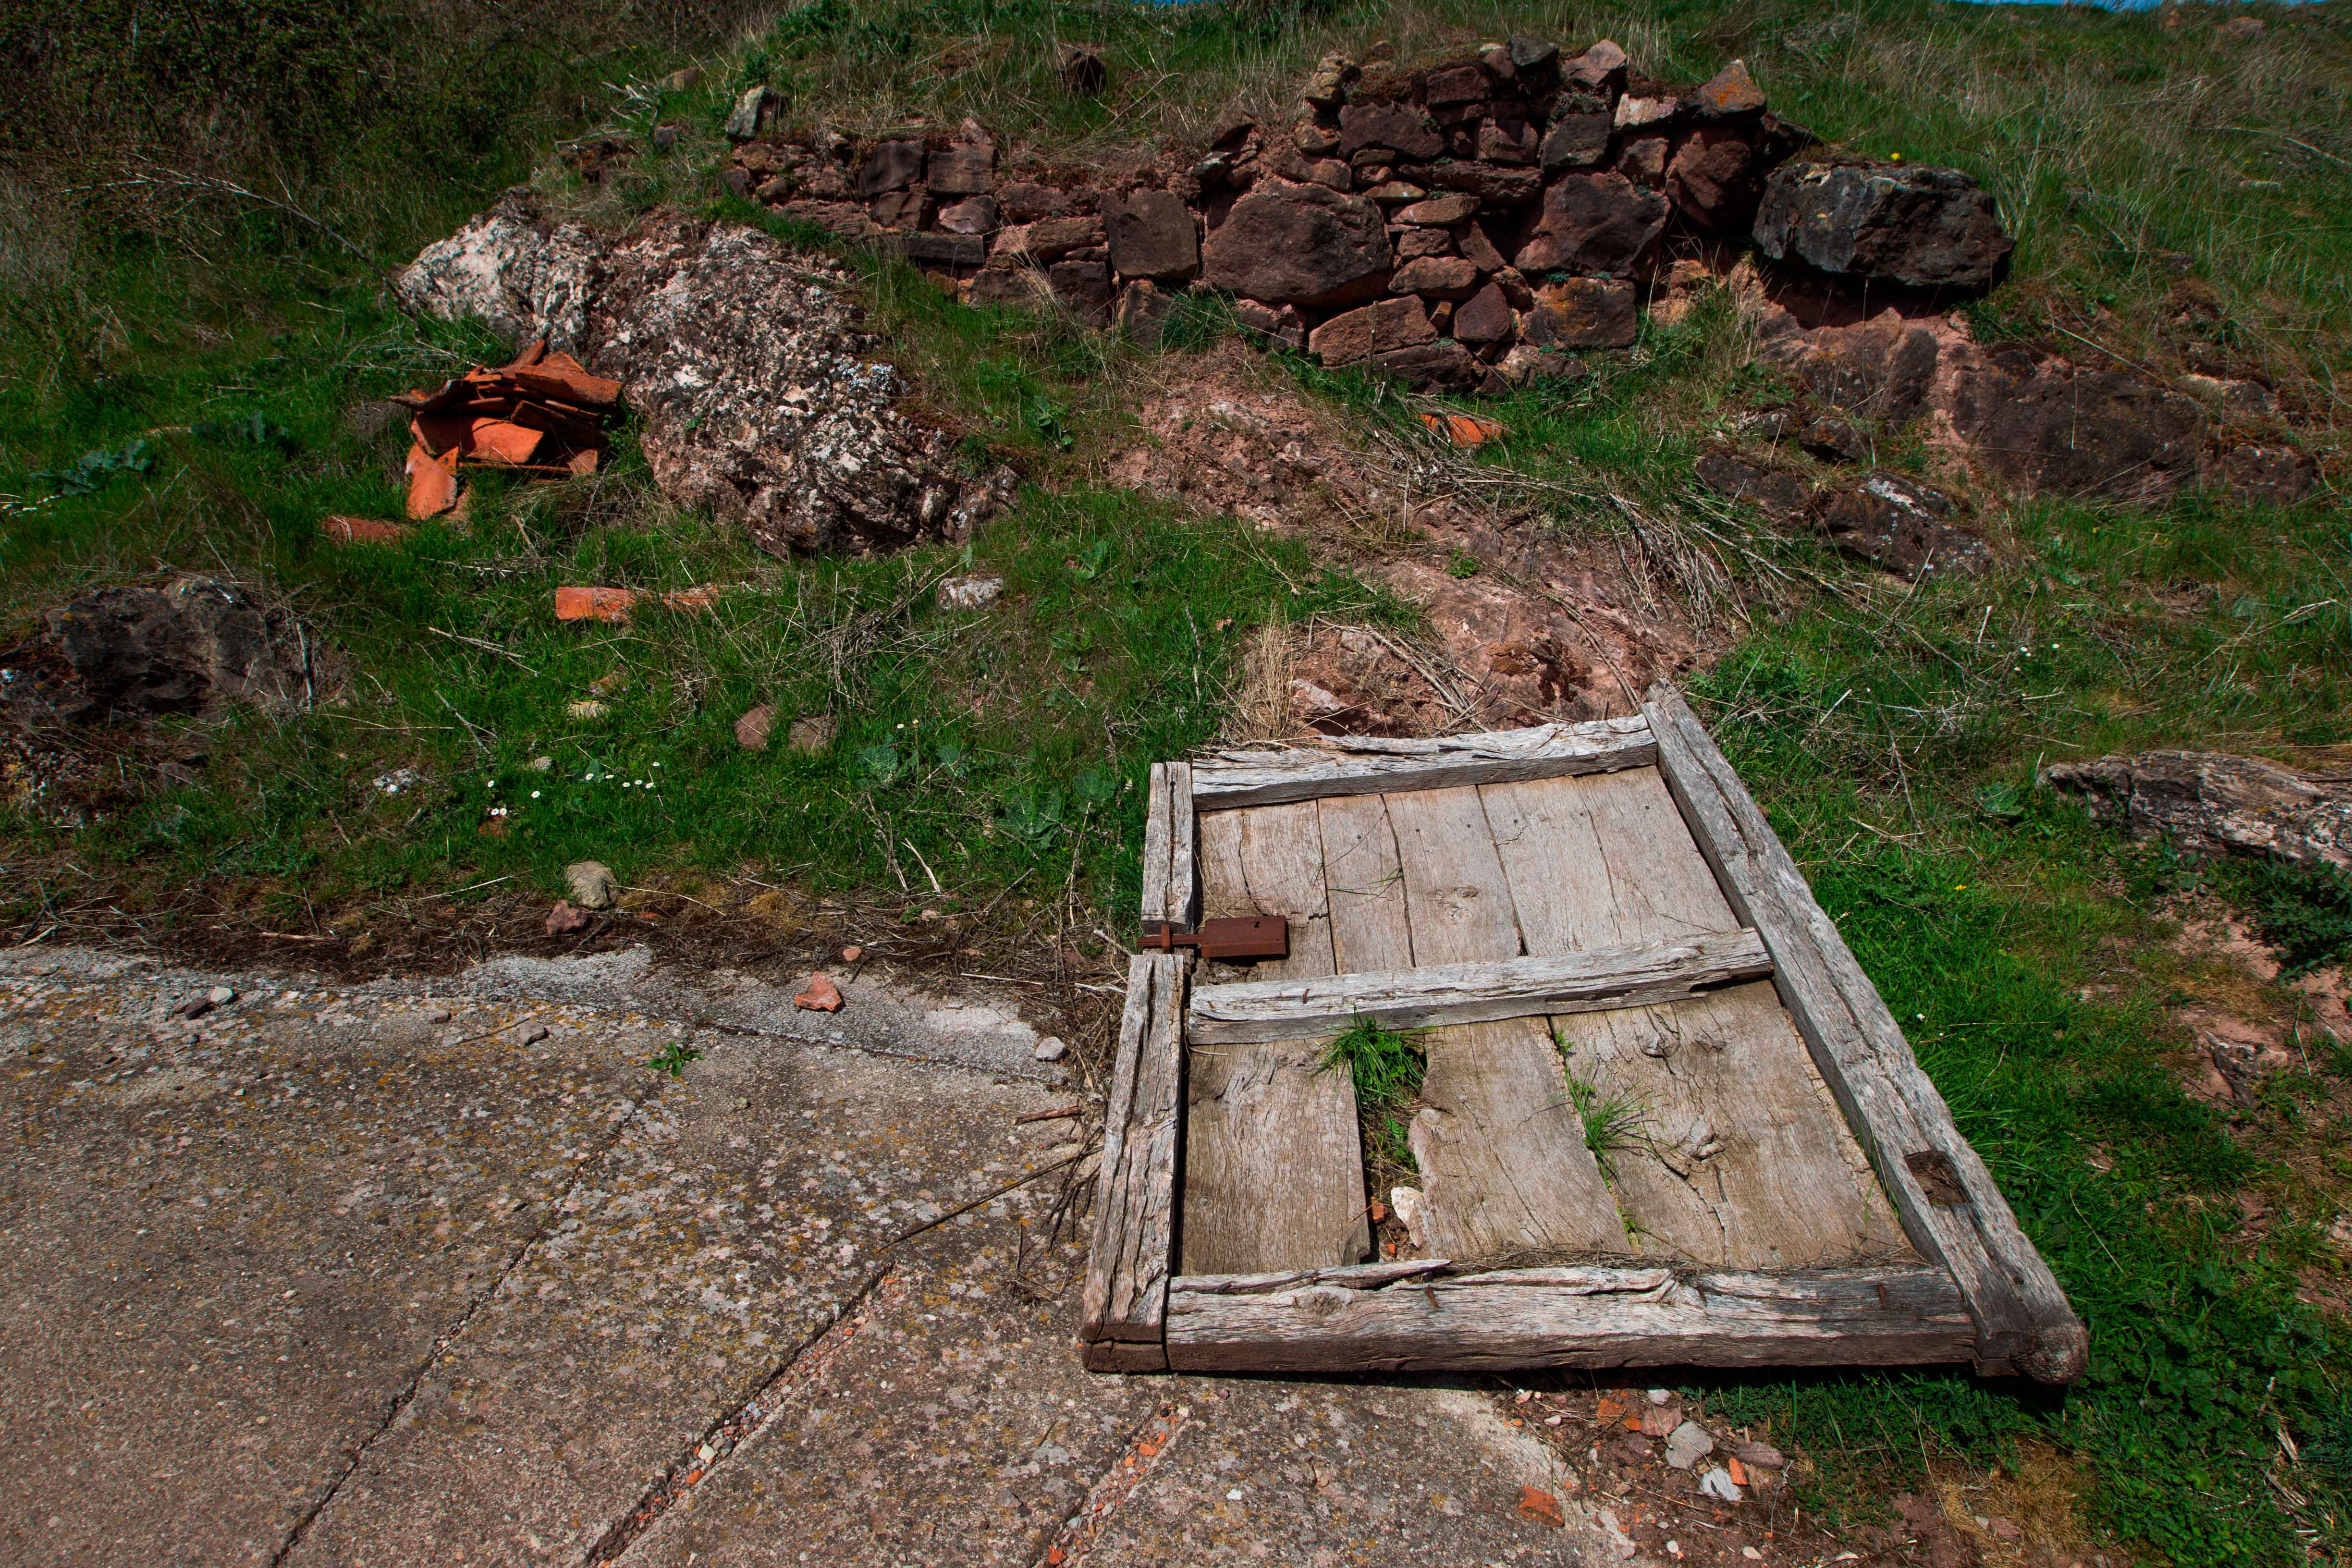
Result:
[1194, 801, 1335, 980]
[1317, 793, 1412, 976]
[1184, 801, 1369, 1274]
[1488, 769, 1911, 1270]
[1080, 952, 1186, 1361]
[1642, 683, 2087, 1384]
[1373, 785, 1626, 1260]
[1139, 763, 1172, 925]
[1191, 718, 1657, 811]
[1485, 768, 1739, 952]
[1164, 1262, 1976, 1374]
[1139, 761, 1200, 932]
[1185, 930, 1774, 1043]
[1557, 982, 1915, 1269]
[1167, 761, 1196, 930]
[1384, 785, 1524, 965]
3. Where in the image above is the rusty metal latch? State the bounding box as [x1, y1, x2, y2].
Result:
[1139, 916, 1289, 962]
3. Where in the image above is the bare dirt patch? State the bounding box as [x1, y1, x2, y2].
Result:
[1106, 343, 1711, 735]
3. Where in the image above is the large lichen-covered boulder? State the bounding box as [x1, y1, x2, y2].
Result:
[394, 192, 1010, 558]
[1753, 157, 2012, 291]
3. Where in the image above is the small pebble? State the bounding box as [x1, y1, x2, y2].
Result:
[1034, 1036, 1068, 1062]
[841, 945, 863, 963]
[208, 985, 237, 1006]
[517, 1024, 550, 1045]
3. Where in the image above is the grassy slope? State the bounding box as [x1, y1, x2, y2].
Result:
[4, 0, 2352, 1561]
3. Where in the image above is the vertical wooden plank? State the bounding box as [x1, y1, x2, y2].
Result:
[1184, 803, 1369, 1274]
[1377, 785, 1626, 1260]
[1318, 793, 1412, 975]
[1493, 769, 1906, 1269]
[1083, 952, 1187, 1362]
[1643, 684, 2086, 1383]
[1167, 761, 1197, 930]
[1382, 786, 1525, 964]
[1139, 762, 1175, 928]
[1138, 761, 1199, 932]
[1485, 769, 1737, 953]
[1195, 801, 1335, 980]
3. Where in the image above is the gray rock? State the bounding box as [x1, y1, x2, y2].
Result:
[40, 575, 329, 721]
[856, 139, 925, 198]
[1522, 276, 1637, 350]
[566, 861, 619, 910]
[723, 85, 774, 141]
[2041, 752, 2352, 871]
[1514, 171, 1668, 274]
[1942, 346, 2203, 503]
[1754, 157, 2013, 292]
[1337, 101, 1444, 161]
[935, 574, 1004, 612]
[1101, 188, 1199, 281]
[1814, 472, 1988, 580]
[1664, 1420, 1714, 1470]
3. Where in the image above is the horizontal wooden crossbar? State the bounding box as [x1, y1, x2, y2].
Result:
[1189, 717, 1655, 811]
[1185, 930, 1774, 1043]
[1163, 1261, 1976, 1374]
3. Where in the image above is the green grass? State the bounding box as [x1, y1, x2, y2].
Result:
[1556, 1053, 1647, 1180]
[0, 299, 1385, 928]
[1320, 1015, 1429, 1179]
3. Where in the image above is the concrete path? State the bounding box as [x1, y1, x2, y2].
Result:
[0, 946, 1637, 1567]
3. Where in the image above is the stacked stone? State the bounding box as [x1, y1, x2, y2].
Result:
[722, 40, 1820, 392]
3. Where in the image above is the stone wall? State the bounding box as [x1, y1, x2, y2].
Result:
[721, 39, 2003, 394]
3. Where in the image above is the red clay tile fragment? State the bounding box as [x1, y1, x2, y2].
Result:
[794, 973, 844, 1011]
[411, 414, 470, 457]
[1517, 1486, 1564, 1527]
[322, 514, 413, 545]
[662, 584, 721, 613]
[464, 418, 546, 465]
[554, 586, 639, 623]
[404, 443, 460, 519]
[512, 365, 623, 410]
[566, 448, 600, 477]
[1421, 410, 1505, 447]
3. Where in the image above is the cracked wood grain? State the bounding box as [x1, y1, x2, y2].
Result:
[1488, 769, 1909, 1270]
[1180, 803, 1368, 1274]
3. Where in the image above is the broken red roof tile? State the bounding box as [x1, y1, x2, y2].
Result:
[322, 514, 413, 546]
[554, 586, 639, 623]
[404, 443, 460, 519]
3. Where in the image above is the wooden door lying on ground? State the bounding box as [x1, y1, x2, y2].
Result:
[1084, 688, 2087, 1382]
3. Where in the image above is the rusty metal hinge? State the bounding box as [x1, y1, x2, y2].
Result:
[1139, 916, 1289, 962]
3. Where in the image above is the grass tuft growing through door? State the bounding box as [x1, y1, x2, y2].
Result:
[1320, 1015, 1427, 1192]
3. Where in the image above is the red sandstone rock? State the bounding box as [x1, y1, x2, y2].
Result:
[1515, 171, 1668, 274]
[1203, 182, 1394, 307]
[1308, 296, 1434, 365]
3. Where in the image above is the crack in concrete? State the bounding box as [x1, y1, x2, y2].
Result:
[263, 1085, 669, 1568]
[587, 1149, 1092, 1565]
[585, 1265, 903, 1566]
[1029, 1400, 1189, 1568]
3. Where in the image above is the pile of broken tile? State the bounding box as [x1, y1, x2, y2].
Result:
[392, 339, 622, 520]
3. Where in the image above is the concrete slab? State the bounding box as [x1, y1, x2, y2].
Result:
[0, 958, 662, 1567]
[0, 947, 1660, 1568]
